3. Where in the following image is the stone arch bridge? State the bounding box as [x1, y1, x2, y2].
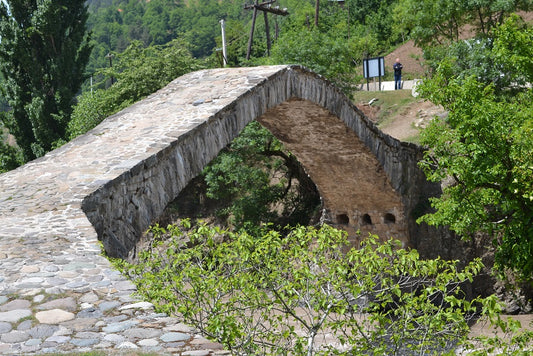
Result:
[0, 65, 443, 354]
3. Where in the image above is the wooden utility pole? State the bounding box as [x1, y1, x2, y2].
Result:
[246, 0, 259, 60]
[264, 11, 271, 56]
[245, 0, 289, 60]
[315, 0, 319, 27]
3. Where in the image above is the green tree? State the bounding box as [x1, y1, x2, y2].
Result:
[492, 14, 533, 88]
[393, 0, 531, 48]
[416, 16, 533, 280]
[0, 120, 23, 173]
[265, 26, 362, 93]
[202, 121, 321, 231]
[115, 223, 532, 355]
[347, 0, 399, 46]
[68, 39, 202, 138]
[143, 2, 170, 45]
[0, 0, 92, 161]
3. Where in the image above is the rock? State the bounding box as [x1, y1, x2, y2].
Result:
[79, 292, 99, 303]
[103, 333, 125, 344]
[1, 330, 30, 343]
[16, 277, 44, 287]
[0, 322, 12, 334]
[17, 319, 33, 331]
[0, 299, 31, 311]
[0, 309, 32, 323]
[138, 338, 159, 347]
[63, 262, 96, 271]
[71, 338, 100, 347]
[102, 320, 138, 333]
[35, 309, 75, 324]
[45, 335, 71, 344]
[123, 327, 161, 339]
[77, 307, 103, 319]
[20, 266, 40, 273]
[182, 351, 211, 356]
[37, 297, 77, 312]
[33, 294, 45, 303]
[45, 277, 68, 287]
[98, 301, 121, 312]
[75, 331, 100, 339]
[43, 265, 59, 272]
[25, 338, 42, 346]
[119, 301, 154, 310]
[28, 324, 59, 338]
[114, 280, 136, 291]
[117, 341, 139, 349]
[160, 332, 191, 343]
[164, 323, 193, 333]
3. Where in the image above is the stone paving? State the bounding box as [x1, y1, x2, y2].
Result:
[0, 66, 294, 355]
[0, 244, 227, 355]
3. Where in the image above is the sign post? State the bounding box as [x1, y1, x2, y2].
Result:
[363, 56, 385, 91]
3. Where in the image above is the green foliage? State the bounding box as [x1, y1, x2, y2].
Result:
[202, 121, 320, 232]
[0, 120, 23, 173]
[416, 17, 533, 280]
[0, 0, 92, 162]
[0, 143, 21, 173]
[393, 0, 467, 47]
[257, 1, 402, 92]
[214, 19, 249, 67]
[86, 0, 246, 70]
[393, 0, 531, 48]
[464, 311, 533, 355]
[265, 26, 361, 93]
[84, 0, 405, 84]
[421, 14, 533, 91]
[349, 0, 399, 46]
[115, 223, 526, 355]
[68, 39, 202, 138]
[492, 14, 533, 88]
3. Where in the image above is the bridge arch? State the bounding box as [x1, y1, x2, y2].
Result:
[0, 65, 437, 259]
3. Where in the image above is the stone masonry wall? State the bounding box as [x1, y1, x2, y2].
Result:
[79, 65, 439, 258]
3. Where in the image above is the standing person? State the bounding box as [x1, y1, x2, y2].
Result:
[393, 58, 403, 90]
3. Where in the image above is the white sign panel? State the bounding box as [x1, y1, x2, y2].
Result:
[363, 57, 385, 79]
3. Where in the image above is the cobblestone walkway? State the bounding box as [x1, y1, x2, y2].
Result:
[0, 240, 226, 355]
[0, 66, 291, 355]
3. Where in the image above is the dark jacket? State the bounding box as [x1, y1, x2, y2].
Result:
[393, 62, 403, 75]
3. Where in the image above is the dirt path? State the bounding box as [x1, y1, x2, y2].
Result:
[356, 92, 446, 143]
[380, 99, 446, 141]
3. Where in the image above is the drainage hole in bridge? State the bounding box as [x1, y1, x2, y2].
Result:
[362, 214, 372, 225]
[336, 214, 349, 225]
[384, 213, 396, 224]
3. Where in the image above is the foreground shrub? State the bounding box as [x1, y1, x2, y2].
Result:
[115, 223, 531, 355]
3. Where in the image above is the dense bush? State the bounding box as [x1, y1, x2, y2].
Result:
[115, 223, 532, 355]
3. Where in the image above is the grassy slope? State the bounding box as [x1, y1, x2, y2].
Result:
[351, 89, 431, 144]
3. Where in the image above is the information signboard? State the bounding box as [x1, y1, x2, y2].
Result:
[363, 56, 385, 91]
[363, 56, 385, 79]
